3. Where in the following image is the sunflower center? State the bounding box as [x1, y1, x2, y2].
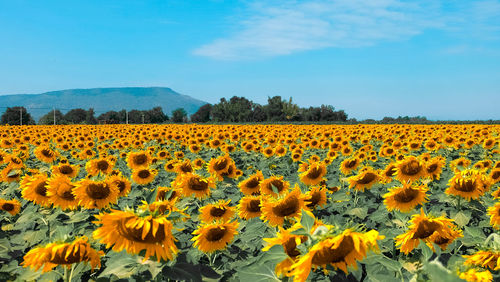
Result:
[133, 154, 148, 165]
[272, 196, 299, 217]
[401, 160, 422, 176]
[179, 163, 193, 173]
[283, 237, 301, 258]
[210, 207, 226, 217]
[491, 171, 500, 180]
[214, 159, 228, 171]
[2, 203, 14, 211]
[41, 149, 53, 158]
[412, 220, 441, 239]
[245, 177, 260, 189]
[7, 170, 19, 179]
[312, 235, 355, 265]
[393, 188, 419, 203]
[59, 165, 74, 175]
[86, 183, 111, 199]
[306, 191, 321, 208]
[166, 163, 175, 170]
[454, 179, 477, 192]
[434, 236, 450, 245]
[306, 166, 323, 179]
[138, 170, 151, 179]
[427, 164, 438, 173]
[48, 244, 88, 264]
[35, 181, 48, 196]
[356, 172, 377, 184]
[159, 152, 167, 158]
[205, 227, 227, 242]
[188, 177, 209, 191]
[269, 180, 284, 193]
[114, 180, 126, 192]
[96, 160, 109, 171]
[247, 199, 261, 212]
[385, 166, 397, 177]
[345, 160, 357, 169]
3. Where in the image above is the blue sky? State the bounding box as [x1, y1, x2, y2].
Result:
[0, 0, 499, 120]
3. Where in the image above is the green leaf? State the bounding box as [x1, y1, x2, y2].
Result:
[300, 209, 315, 232]
[260, 244, 288, 265]
[347, 207, 367, 220]
[452, 211, 470, 227]
[237, 263, 281, 282]
[423, 261, 461, 282]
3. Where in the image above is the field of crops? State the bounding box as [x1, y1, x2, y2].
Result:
[0, 124, 499, 282]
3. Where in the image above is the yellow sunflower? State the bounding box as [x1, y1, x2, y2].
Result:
[262, 226, 308, 278]
[238, 195, 262, 220]
[86, 158, 115, 176]
[260, 175, 290, 198]
[299, 162, 327, 186]
[126, 151, 151, 170]
[379, 163, 398, 184]
[304, 186, 327, 210]
[174, 159, 194, 174]
[261, 186, 305, 226]
[131, 168, 158, 185]
[21, 237, 103, 273]
[394, 156, 426, 183]
[463, 250, 500, 271]
[0, 198, 21, 216]
[73, 179, 119, 209]
[425, 156, 446, 180]
[459, 269, 493, 282]
[93, 209, 178, 262]
[20, 174, 51, 207]
[487, 202, 500, 229]
[51, 163, 80, 178]
[238, 171, 264, 195]
[489, 168, 500, 184]
[383, 183, 428, 212]
[445, 169, 490, 201]
[174, 172, 216, 199]
[1, 165, 22, 183]
[207, 155, 234, 180]
[46, 175, 78, 210]
[156, 186, 180, 202]
[34, 146, 58, 163]
[339, 157, 360, 175]
[395, 209, 462, 254]
[107, 174, 132, 198]
[347, 167, 379, 191]
[290, 229, 384, 282]
[164, 159, 179, 172]
[199, 199, 236, 223]
[450, 157, 471, 172]
[191, 221, 239, 253]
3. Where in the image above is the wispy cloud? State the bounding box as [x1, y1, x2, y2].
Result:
[193, 0, 500, 60]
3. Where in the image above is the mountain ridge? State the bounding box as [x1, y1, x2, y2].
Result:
[0, 87, 207, 119]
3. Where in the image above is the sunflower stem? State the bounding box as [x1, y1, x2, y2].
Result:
[68, 264, 75, 282]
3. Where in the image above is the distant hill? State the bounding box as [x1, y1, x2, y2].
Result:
[0, 87, 207, 120]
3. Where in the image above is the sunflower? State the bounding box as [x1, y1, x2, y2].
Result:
[86, 158, 115, 176]
[450, 157, 471, 171]
[131, 168, 157, 185]
[238, 171, 264, 195]
[207, 155, 235, 181]
[261, 186, 305, 226]
[20, 174, 51, 207]
[347, 167, 379, 191]
[93, 209, 178, 262]
[165, 159, 179, 172]
[46, 175, 78, 210]
[51, 163, 80, 178]
[380, 163, 397, 184]
[262, 226, 308, 277]
[339, 157, 360, 175]
[459, 269, 493, 282]
[173, 159, 194, 174]
[0, 199, 21, 216]
[192, 158, 205, 169]
[304, 186, 327, 210]
[445, 169, 490, 201]
[174, 172, 216, 199]
[395, 209, 462, 254]
[487, 202, 500, 229]
[21, 237, 103, 273]
[34, 146, 58, 163]
[260, 175, 290, 197]
[299, 162, 327, 186]
[156, 150, 171, 160]
[463, 250, 500, 271]
[199, 199, 236, 223]
[126, 151, 151, 170]
[383, 183, 428, 212]
[73, 179, 119, 209]
[191, 221, 239, 253]
[238, 195, 262, 220]
[275, 146, 287, 157]
[107, 174, 132, 198]
[394, 156, 426, 183]
[290, 229, 384, 281]
[489, 168, 500, 184]
[1, 165, 22, 183]
[156, 186, 180, 202]
[425, 157, 446, 180]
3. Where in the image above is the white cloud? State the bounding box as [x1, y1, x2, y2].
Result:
[193, 0, 500, 60]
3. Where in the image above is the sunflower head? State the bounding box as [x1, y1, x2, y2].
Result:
[20, 173, 51, 207]
[74, 179, 119, 209]
[445, 169, 490, 201]
[260, 176, 290, 197]
[0, 199, 21, 216]
[131, 168, 158, 185]
[238, 171, 264, 195]
[347, 167, 379, 191]
[174, 172, 216, 199]
[383, 183, 428, 212]
[191, 221, 239, 253]
[395, 156, 426, 183]
[199, 199, 236, 223]
[46, 175, 78, 210]
[261, 186, 305, 227]
[238, 195, 262, 220]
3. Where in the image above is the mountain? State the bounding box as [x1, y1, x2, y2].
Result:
[0, 87, 207, 120]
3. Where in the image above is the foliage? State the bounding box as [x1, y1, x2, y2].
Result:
[0, 107, 35, 125]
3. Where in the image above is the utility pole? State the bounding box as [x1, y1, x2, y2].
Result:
[126, 111, 129, 124]
[142, 114, 144, 124]
[20, 108, 22, 126]
[53, 107, 56, 125]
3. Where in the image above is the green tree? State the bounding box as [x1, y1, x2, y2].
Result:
[1, 107, 35, 125]
[190, 104, 212, 123]
[64, 108, 87, 124]
[171, 108, 187, 123]
[85, 108, 97, 124]
[38, 109, 65, 125]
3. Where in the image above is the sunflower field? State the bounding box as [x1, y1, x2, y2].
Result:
[0, 124, 499, 282]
